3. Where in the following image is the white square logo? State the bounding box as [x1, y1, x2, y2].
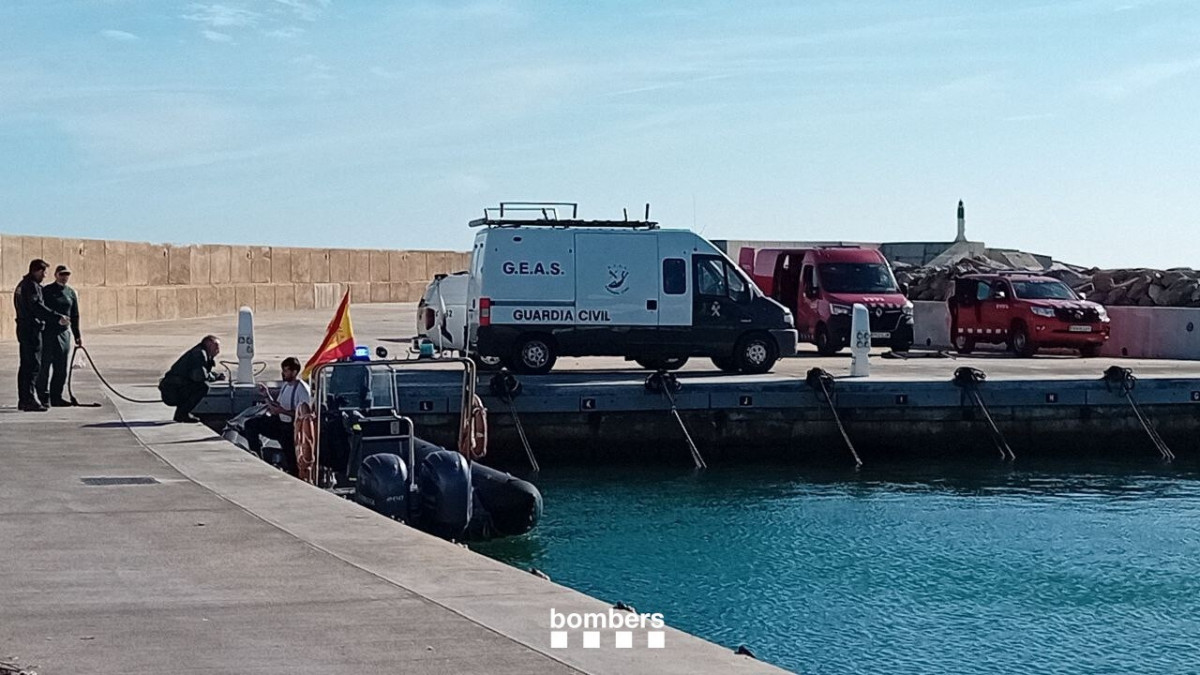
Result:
[647, 631, 665, 649]
[615, 631, 633, 649]
[550, 631, 568, 649]
[583, 632, 600, 649]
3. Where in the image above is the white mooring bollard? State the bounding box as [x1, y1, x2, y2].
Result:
[236, 306, 255, 384]
[850, 303, 871, 377]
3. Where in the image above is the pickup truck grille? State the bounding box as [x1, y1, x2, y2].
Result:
[1054, 307, 1100, 323]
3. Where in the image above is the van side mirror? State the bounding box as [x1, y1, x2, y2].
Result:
[899, 282, 910, 297]
[804, 285, 819, 299]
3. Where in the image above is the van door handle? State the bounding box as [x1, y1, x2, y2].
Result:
[740, 318, 752, 323]
[646, 300, 658, 310]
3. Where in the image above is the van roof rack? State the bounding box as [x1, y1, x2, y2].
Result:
[468, 201, 659, 229]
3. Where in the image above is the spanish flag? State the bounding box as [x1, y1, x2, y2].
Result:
[302, 290, 355, 380]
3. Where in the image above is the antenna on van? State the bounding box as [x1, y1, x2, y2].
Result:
[623, 208, 628, 221]
[644, 203, 651, 221]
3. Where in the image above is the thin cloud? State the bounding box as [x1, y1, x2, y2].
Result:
[266, 26, 306, 38]
[100, 29, 139, 42]
[271, 0, 332, 22]
[203, 30, 235, 43]
[182, 4, 261, 28]
[1085, 56, 1200, 98]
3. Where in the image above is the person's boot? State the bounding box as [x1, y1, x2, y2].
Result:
[19, 401, 49, 412]
[50, 398, 74, 407]
[173, 411, 200, 423]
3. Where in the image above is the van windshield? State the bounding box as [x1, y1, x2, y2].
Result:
[1011, 280, 1076, 300]
[818, 263, 898, 294]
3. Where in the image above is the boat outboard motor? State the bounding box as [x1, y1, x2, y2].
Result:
[356, 453, 409, 521]
[469, 466, 543, 538]
[413, 450, 472, 540]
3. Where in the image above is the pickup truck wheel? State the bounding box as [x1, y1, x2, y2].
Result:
[815, 324, 841, 356]
[735, 333, 778, 374]
[711, 355, 739, 373]
[635, 357, 689, 371]
[512, 335, 557, 375]
[1009, 322, 1038, 358]
[953, 334, 975, 355]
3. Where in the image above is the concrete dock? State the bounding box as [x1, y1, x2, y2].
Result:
[3, 302, 1198, 673]
[0, 308, 781, 674]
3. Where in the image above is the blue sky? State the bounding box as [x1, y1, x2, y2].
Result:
[2, 0, 1198, 268]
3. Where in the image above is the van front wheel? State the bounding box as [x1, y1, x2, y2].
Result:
[735, 333, 779, 374]
[512, 335, 557, 375]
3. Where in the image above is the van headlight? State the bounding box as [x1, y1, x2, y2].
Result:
[782, 309, 795, 328]
[1031, 306, 1055, 318]
[1096, 305, 1109, 321]
[902, 301, 913, 315]
[830, 303, 851, 316]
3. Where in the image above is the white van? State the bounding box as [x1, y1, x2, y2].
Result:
[465, 203, 798, 375]
[416, 272, 469, 352]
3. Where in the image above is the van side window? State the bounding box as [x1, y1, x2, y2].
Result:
[976, 281, 992, 302]
[801, 265, 816, 298]
[662, 258, 686, 295]
[695, 258, 727, 297]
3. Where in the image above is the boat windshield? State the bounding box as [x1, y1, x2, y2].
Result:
[818, 263, 898, 294]
[1011, 280, 1076, 300]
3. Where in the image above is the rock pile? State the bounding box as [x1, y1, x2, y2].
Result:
[893, 256, 1200, 307]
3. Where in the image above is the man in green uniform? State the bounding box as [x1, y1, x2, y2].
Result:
[158, 335, 224, 423]
[13, 258, 70, 412]
[37, 265, 82, 407]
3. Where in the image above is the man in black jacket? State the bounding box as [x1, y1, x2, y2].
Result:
[37, 265, 83, 407]
[158, 335, 224, 423]
[13, 259, 70, 412]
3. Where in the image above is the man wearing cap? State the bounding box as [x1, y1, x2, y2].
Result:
[37, 265, 82, 407]
[12, 258, 70, 411]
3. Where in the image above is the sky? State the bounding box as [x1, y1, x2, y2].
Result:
[2, 0, 1199, 268]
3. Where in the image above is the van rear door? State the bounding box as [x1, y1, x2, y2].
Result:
[574, 232, 658, 326]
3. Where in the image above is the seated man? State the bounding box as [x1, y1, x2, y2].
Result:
[245, 357, 312, 475]
[158, 335, 224, 423]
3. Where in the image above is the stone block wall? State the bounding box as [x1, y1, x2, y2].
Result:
[1, 234, 468, 340]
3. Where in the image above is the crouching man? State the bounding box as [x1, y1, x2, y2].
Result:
[244, 357, 311, 474]
[158, 335, 224, 423]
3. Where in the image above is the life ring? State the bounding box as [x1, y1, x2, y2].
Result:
[457, 393, 489, 460]
[293, 401, 317, 483]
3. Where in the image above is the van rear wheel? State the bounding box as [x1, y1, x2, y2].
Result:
[735, 333, 778, 374]
[635, 357, 689, 371]
[512, 335, 557, 375]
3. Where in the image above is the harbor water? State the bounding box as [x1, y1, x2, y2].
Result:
[473, 458, 1200, 674]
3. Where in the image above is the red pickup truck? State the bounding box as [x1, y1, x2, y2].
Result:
[740, 246, 914, 355]
[948, 272, 1111, 357]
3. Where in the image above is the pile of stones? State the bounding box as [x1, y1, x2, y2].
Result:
[893, 256, 1200, 307]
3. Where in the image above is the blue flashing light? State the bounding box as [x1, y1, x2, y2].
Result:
[352, 345, 371, 361]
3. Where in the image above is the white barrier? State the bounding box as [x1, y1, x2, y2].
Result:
[910, 301, 1200, 360]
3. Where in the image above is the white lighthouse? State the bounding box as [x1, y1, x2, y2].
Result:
[955, 200, 966, 242]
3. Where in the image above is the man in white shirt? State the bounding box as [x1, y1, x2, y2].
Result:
[244, 356, 312, 475]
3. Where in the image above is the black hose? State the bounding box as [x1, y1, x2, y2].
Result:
[70, 345, 162, 404]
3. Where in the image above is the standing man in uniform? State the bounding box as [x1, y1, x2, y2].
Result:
[13, 259, 70, 412]
[158, 335, 224, 423]
[244, 357, 312, 475]
[37, 265, 82, 407]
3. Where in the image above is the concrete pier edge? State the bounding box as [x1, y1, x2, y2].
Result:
[106, 387, 781, 674]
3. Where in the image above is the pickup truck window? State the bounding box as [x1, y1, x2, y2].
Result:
[1011, 280, 1075, 300]
[976, 281, 993, 302]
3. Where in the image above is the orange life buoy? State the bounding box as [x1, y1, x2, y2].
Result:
[457, 394, 488, 460]
[293, 401, 317, 483]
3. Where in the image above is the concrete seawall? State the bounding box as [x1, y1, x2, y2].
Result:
[0, 233, 468, 340]
[912, 301, 1200, 360]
